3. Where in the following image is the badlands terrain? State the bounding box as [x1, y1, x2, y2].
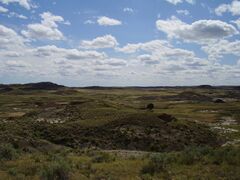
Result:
[0, 82, 239, 179]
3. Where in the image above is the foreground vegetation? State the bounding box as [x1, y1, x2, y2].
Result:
[0, 145, 239, 179]
[0, 82, 240, 179]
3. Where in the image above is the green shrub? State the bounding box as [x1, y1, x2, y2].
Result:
[0, 143, 17, 160]
[146, 103, 154, 111]
[8, 168, 17, 176]
[40, 160, 70, 180]
[91, 152, 115, 163]
[141, 154, 166, 175]
[208, 147, 240, 166]
[178, 147, 207, 165]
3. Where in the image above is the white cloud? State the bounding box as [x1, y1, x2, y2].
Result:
[0, 24, 26, 50]
[95, 58, 127, 67]
[8, 12, 28, 19]
[63, 20, 71, 25]
[0, 51, 23, 57]
[97, 16, 122, 26]
[105, 58, 126, 67]
[156, 16, 238, 42]
[0, 5, 240, 86]
[117, 40, 195, 65]
[0, 5, 8, 13]
[5, 60, 29, 68]
[0, 0, 32, 10]
[80, 35, 118, 49]
[215, 0, 240, 16]
[123, 7, 134, 13]
[202, 39, 240, 61]
[145, 55, 212, 78]
[22, 24, 64, 40]
[138, 54, 160, 65]
[21, 12, 68, 40]
[65, 50, 106, 60]
[39, 12, 64, 27]
[116, 40, 171, 54]
[176, 9, 189, 15]
[165, 0, 182, 5]
[164, 0, 195, 5]
[34, 45, 107, 60]
[232, 18, 240, 29]
[116, 43, 142, 54]
[84, 20, 95, 24]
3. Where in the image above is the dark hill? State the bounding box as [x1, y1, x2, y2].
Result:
[31, 113, 221, 152]
[198, 85, 213, 89]
[21, 82, 65, 90]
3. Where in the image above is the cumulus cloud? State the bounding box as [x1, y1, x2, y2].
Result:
[21, 12, 68, 40]
[215, 0, 240, 16]
[91, 58, 127, 77]
[0, 5, 8, 13]
[0, 0, 32, 10]
[94, 58, 127, 72]
[164, 0, 195, 5]
[156, 16, 238, 42]
[116, 43, 142, 54]
[8, 12, 28, 19]
[0, 3, 239, 85]
[65, 50, 106, 60]
[202, 39, 240, 61]
[232, 18, 240, 29]
[116, 40, 182, 55]
[176, 9, 189, 15]
[34, 45, 107, 60]
[0, 24, 26, 50]
[80, 35, 118, 49]
[0, 51, 23, 57]
[117, 40, 193, 55]
[154, 58, 211, 77]
[138, 54, 160, 65]
[5, 60, 29, 68]
[97, 16, 122, 26]
[117, 40, 195, 65]
[105, 58, 126, 67]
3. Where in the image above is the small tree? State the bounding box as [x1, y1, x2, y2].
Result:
[146, 103, 154, 111]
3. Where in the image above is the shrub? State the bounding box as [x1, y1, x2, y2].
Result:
[141, 154, 166, 175]
[208, 147, 240, 166]
[8, 168, 17, 176]
[178, 147, 204, 165]
[40, 160, 70, 180]
[146, 103, 154, 111]
[0, 143, 17, 160]
[91, 152, 115, 163]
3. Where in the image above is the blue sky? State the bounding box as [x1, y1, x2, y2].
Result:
[0, 0, 240, 86]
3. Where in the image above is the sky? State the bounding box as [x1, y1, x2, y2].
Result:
[0, 0, 240, 86]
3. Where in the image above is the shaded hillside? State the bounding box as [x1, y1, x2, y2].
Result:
[163, 91, 213, 102]
[28, 113, 221, 152]
[21, 82, 65, 90]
